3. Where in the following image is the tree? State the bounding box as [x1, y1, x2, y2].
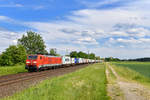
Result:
[0, 45, 27, 66]
[70, 51, 78, 58]
[95, 56, 100, 60]
[104, 57, 120, 62]
[18, 31, 47, 54]
[49, 49, 57, 56]
[15, 45, 27, 63]
[77, 51, 88, 58]
[70, 51, 96, 59]
[89, 53, 95, 59]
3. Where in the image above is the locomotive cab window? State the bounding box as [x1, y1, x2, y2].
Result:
[28, 56, 37, 60]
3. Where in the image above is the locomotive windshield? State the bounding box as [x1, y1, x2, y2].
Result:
[28, 55, 37, 60]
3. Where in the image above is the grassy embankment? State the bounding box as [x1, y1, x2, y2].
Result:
[0, 64, 27, 76]
[111, 62, 150, 86]
[3, 63, 108, 100]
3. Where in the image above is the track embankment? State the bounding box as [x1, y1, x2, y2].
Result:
[0, 64, 88, 98]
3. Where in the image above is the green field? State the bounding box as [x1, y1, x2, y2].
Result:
[111, 62, 150, 86]
[3, 63, 108, 100]
[112, 62, 150, 78]
[0, 64, 27, 76]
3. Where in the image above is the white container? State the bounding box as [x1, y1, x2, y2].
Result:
[78, 58, 83, 64]
[61, 56, 71, 65]
[89, 59, 92, 63]
[83, 59, 86, 63]
[92, 60, 95, 63]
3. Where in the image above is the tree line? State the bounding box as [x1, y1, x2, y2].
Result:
[104, 57, 120, 62]
[104, 57, 150, 62]
[0, 31, 100, 66]
[70, 51, 100, 60]
[121, 58, 150, 62]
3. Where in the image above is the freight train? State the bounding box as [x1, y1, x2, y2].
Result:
[25, 54, 100, 72]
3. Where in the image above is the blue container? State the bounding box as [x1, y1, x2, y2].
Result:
[75, 58, 79, 64]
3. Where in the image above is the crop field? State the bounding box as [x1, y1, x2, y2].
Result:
[0, 65, 27, 76]
[3, 63, 108, 100]
[112, 62, 150, 78]
[111, 62, 150, 86]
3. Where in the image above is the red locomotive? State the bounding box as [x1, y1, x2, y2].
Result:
[25, 55, 62, 71]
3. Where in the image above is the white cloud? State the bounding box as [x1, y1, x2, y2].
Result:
[32, 5, 45, 10]
[116, 38, 150, 44]
[127, 28, 150, 37]
[119, 45, 124, 48]
[117, 38, 141, 44]
[110, 31, 128, 36]
[92, 47, 150, 59]
[69, 9, 145, 33]
[76, 37, 98, 45]
[0, 16, 12, 21]
[0, 30, 20, 52]
[0, 3, 46, 11]
[0, 4, 23, 8]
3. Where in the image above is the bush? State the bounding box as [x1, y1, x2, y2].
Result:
[0, 45, 27, 66]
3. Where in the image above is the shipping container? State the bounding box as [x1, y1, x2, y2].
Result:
[61, 56, 71, 65]
[75, 58, 79, 64]
[79, 58, 83, 64]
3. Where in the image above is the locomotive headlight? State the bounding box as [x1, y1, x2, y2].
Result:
[26, 61, 30, 64]
[33, 61, 37, 63]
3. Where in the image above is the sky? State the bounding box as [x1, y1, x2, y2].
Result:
[0, 0, 150, 59]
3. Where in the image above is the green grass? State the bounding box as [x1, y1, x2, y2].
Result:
[0, 64, 27, 76]
[112, 62, 150, 78]
[111, 62, 150, 86]
[3, 63, 108, 100]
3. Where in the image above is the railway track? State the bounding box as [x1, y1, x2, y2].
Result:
[0, 64, 89, 87]
[0, 72, 51, 87]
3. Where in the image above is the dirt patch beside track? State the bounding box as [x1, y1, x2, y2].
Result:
[0, 64, 89, 99]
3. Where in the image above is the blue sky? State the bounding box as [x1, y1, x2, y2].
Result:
[0, 0, 150, 59]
